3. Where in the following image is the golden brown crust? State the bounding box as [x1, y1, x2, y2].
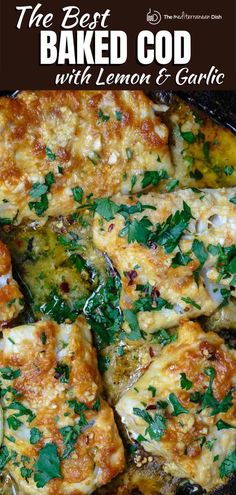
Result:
[0, 240, 23, 323]
[116, 320, 236, 491]
[0, 317, 125, 494]
[0, 91, 172, 224]
[93, 187, 236, 334]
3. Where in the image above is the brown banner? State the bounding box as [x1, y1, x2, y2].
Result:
[0, 0, 235, 90]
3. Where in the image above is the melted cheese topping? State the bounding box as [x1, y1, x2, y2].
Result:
[93, 187, 236, 335]
[0, 317, 125, 494]
[116, 321, 236, 492]
[0, 91, 172, 224]
[0, 240, 23, 323]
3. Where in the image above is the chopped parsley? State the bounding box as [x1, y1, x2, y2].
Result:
[171, 250, 192, 268]
[192, 239, 208, 284]
[87, 151, 101, 165]
[230, 196, 236, 205]
[30, 427, 43, 444]
[180, 373, 193, 391]
[0, 446, 11, 469]
[34, 443, 62, 488]
[189, 169, 203, 180]
[149, 201, 194, 254]
[200, 367, 233, 416]
[93, 198, 120, 221]
[54, 362, 70, 384]
[72, 186, 83, 204]
[0, 367, 20, 380]
[148, 385, 157, 398]
[224, 166, 234, 176]
[84, 269, 122, 350]
[181, 296, 201, 310]
[98, 108, 110, 122]
[166, 179, 179, 192]
[133, 407, 167, 441]
[180, 130, 196, 144]
[151, 329, 177, 347]
[126, 148, 133, 161]
[115, 110, 123, 121]
[141, 169, 168, 188]
[45, 147, 56, 161]
[123, 309, 143, 340]
[119, 216, 153, 245]
[29, 173, 55, 216]
[60, 425, 81, 459]
[216, 419, 236, 430]
[219, 450, 236, 478]
[169, 393, 188, 416]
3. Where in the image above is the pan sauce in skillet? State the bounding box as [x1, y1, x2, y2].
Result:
[0, 91, 236, 495]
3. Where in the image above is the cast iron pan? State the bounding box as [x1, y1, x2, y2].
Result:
[0, 90, 236, 495]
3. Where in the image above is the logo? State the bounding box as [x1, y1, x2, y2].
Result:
[146, 8, 162, 25]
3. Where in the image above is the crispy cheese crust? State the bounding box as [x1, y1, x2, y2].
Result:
[93, 187, 236, 335]
[0, 317, 125, 494]
[0, 91, 172, 224]
[0, 239, 23, 323]
[116, 321, 236, 492]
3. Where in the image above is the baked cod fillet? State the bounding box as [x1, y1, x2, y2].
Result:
[116, 321, 236, 492]
[0, 90, 172, 224]
[0, 239, 23, 323]
[0, 316, 125, 494]
[93, 187, 236, 337]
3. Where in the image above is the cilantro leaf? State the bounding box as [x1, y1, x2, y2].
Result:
[141, 170, 168, 188]
[34, 443, 62, 488]
[219, 450, 236, 478]
[180, 373, 193, 391]
[169, 393, 188, 416]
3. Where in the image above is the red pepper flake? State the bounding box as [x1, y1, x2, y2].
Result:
[149, 347, 155, 358]
[125, 270, 138, 286]
[60, 281, 70, 293]
[108, 223, 114, 232]
[146, 404, 157, 411]
[151, 286, 160, 300]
